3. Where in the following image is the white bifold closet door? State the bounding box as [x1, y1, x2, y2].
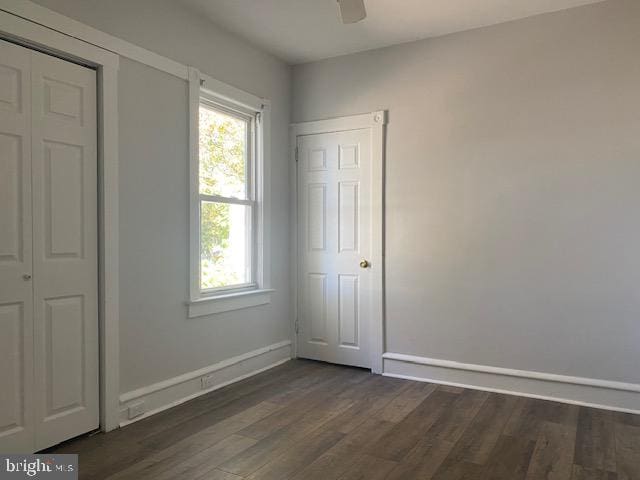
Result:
[0, 39, 98, 453]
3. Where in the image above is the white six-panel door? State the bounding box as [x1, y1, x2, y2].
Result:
[297, 129, 372, 368]
[0, 39, 98, 453]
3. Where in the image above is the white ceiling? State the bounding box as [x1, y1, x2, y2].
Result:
[180, 0, 605, 64]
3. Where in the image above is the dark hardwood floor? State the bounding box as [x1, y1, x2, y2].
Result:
[46, 359, 640, 480]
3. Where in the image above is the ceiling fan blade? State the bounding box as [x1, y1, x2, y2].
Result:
[337, 0, 366, 24]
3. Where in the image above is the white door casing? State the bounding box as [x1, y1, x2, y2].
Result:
[296, 118, 384, 369]
[0, 39, 98, 453]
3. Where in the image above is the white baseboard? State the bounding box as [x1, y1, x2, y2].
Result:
[382, 352, 640, 414]
[118, 340, 292, 426]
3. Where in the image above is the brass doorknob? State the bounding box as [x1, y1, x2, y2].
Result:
[23, 274, 32, 280]
[359, 259, 370, 269]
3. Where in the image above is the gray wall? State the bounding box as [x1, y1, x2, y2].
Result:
[293, 0, 640, 384]
[32, 0, 292, 393]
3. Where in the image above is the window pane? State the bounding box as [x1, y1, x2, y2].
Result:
[199, 105, 248, 199]
[200, 201, 251, 290]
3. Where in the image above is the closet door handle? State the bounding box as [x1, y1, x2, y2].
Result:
[23, 274, 32, 280]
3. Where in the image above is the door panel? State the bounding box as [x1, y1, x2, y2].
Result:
[0, 304, 28, 445]
[0, 133, 22, 262]
[338, 181, 359, 252]
[338, 274, 359, 348]
[44, 296, 85, 417]
[44, 142, 84, 258]
[297, 129, 372, 368]
[31, 50, 98, 451]
[0, 39, 34, 454]
[308, 183, 327, 251]
[308, 273, 328, 344]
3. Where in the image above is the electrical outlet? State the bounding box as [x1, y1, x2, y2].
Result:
[127, 401, 146, 419]
[201, 374, 217, 390]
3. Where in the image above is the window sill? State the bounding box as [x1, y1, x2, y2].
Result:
[187, 288, 275, 318]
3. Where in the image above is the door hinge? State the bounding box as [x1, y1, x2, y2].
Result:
[295, 146, 299, 163]
[295, 318, 299, 334]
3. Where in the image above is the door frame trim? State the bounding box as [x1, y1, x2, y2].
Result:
[290, 111, 387, 373]
[0, 10, 121, 432]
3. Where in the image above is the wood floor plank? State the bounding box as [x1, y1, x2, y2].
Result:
[216, 429, 289, 477]
[325, 376, 432, 433]
[613, 412, 640, 427]
[324, 417, 394, 455]
[78, 440, 153, 480]
[571, 465, 618, 480]
[219, 396, 353, 476]
[197, 469, 243, 480]
[438, 385, 466, 394]
[335, 453, 396, 480]
[238, 368, 361, 440]
[151, 434, 257, 480]
[289, 418, 395, 480]
[453, 392, 518, 465]
[244, 394, 352, 444]
[424, 393, 518, 480]
[574, 408, 617, 472]
[442, 462, 486, 480]
[243, 429, 344, 480]
[266, 364, 368, 406]
[384, 388, 489, 480]
[384, 439, 456, 480]
[239, 398, 369, 480]
[615, 423, 640, 480]
[480, 434, 536, 480]
[287, 451, 349, 480]
[377, 382, 437, 423]
[505, 397, 579, 442]
[105, 401, 281, 480]
[423, 388, 489, 444]
[56, 360, 309, 466]
[142, 364, 347, 451]
[129, 361, 317, 443]
[334, 369, 387, 400]
[524, 421, 577, 480]
[367, 389, 458, 461]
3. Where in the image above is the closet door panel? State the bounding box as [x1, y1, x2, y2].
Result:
[0, 39, 34, 454]
[31, 50, 99, 451]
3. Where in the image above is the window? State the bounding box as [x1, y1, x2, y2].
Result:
[199, 103, 254, 292]
[188, 68, 272, 317]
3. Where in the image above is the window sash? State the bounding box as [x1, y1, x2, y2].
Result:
[199, 198, 255, 294]
[199, 101, 254, 201]
[198, 99, 256, 295]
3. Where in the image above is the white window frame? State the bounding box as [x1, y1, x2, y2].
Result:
[187, 68, 273, 317]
